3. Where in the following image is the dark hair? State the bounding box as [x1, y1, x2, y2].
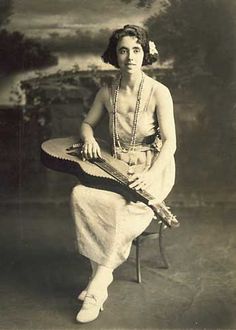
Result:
[101, 25, 158, 68]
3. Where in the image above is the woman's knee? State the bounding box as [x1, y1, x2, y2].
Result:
[71, 185, 84, 204]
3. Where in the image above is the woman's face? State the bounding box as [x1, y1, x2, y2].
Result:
[116, 36, 144, 74]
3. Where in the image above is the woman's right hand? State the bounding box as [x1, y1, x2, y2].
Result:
[81, 138, 102, 160]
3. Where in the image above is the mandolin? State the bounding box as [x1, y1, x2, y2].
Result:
[41, 136, 179, 228]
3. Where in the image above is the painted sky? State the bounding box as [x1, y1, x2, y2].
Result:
[8, 0, 163, 38]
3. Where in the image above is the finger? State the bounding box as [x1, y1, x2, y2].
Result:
[92, 144, 102, 159]
[129, 178, 142, 188]
[127, 167, 135, 175]
[97, 146, 102, 158]
[82, 144, 88, 158]
[95, 144, 102, 159]
[82, 148, 88, 160]
[82, 144, 87, 153]
[129, 178, 145, 189]
[148, 198, 158, 205]
[135, 182, 147, 191]
[128, 173, 140, 182]
[91, 146, 98, 159]
[87, 144, 93, 158]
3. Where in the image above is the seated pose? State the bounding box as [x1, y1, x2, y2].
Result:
[71, 24, 177, 323]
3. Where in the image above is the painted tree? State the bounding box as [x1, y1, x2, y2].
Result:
[144, 0, 236, 186]
[0, 29, 57, 72]
[0, 0, 12, 27]
[145, 0, 236, 85]
[0, 0, 58, 72]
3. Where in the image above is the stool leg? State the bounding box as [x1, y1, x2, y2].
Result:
[159, 222, 169, 269]
[135, 237, 142, 283]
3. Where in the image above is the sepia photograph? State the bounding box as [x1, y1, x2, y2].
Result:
[0, 0, 235, 329]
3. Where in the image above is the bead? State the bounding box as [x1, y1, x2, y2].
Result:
[112, 73, 145, 157]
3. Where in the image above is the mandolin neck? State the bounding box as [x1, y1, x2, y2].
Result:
[90, 157, 179, 229]
[93, 157, 153, 204]
[42, 137, 179, 228]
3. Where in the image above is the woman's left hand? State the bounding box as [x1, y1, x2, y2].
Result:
[128, 169, 156, 191]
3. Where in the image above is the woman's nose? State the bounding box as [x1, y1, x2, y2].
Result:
[128, 51, 134, 61]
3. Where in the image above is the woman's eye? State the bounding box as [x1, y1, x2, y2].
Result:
[134, 49, 141, 53]
[119, 49, 127, 55]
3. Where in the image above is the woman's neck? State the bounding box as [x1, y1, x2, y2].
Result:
[120, 71, 144, 91]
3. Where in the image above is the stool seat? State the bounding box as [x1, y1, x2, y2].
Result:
[132, 220, 168, 283]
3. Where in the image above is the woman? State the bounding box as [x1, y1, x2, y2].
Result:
[71, 24, 178, 323]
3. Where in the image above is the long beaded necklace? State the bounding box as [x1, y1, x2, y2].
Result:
[112, 72, 145, 165]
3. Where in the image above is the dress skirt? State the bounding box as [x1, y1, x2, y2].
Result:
[71, 185, 154, 269]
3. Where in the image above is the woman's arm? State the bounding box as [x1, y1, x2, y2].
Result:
[129, 83, 176, 191]
[80, 87, 106, 159]
[150, 84, 176, 174]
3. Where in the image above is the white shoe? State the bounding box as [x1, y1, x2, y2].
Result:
[78, 290, 87, 301]
[76, 291, 108, 323]
[78, 273, 113, 301]
[77, 276, 93, 301]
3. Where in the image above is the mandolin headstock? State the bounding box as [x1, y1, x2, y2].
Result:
[152, 202, 180, 229]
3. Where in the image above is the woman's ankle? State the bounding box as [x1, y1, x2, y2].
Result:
[87, 273, 113, 293]
[90, 260, 97, 277]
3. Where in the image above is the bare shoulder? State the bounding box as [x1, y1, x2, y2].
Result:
[97, 76, 117, 99]
[145, 75, 170, 96]
[145, 76, 173, 115]
[95, 85, 109, 103]
[152, 80, 172, 101]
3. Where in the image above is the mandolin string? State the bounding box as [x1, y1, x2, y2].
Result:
[70, 144, 154, 200]
[93, 159, 176, 227]
[43, 141, 178, 228]
[93, 159, 154, 202]
[67, 146, 176, 225]
[68, 144, 155, 204]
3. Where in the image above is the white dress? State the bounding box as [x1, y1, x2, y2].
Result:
[71, 81, 175, 269]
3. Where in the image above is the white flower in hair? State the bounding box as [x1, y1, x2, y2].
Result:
[149, 41, 158, 55]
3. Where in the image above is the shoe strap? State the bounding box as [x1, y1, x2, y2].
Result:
[83, 294, 98, 307]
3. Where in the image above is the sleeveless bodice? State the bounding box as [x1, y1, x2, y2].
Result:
[106, 81, 160, 149]
[104, 78, 163, 167]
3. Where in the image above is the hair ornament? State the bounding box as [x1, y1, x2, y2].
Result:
[149, 41, 158, 55]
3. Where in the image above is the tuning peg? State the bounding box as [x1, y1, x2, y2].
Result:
[158, 220, 162, 224]
[163, 225, 167, 229]
[153, 215, 157, 219]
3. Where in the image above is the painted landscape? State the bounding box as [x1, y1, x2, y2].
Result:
[0, 2, 236, 329]
[0, 0, 235, 204]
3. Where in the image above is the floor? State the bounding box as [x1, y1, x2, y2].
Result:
[0, 171, 236, 330]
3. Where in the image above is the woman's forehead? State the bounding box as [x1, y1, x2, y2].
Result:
[117, 35, 141, 48]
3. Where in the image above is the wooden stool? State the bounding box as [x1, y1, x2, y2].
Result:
[132, 221, 168, 283]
